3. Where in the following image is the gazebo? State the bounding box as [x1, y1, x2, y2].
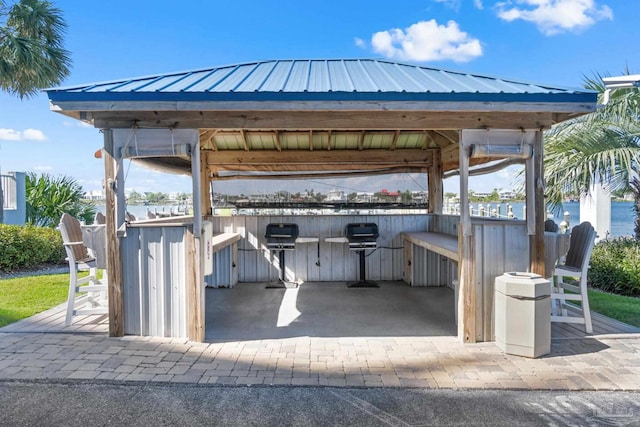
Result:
[46, 59, 598, 343]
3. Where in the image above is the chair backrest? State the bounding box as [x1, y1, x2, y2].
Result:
[544, 219, 559, 232]
[94, 212, 106, 225]
[564, 221, 597, 270]
[59, 213, 90, 262]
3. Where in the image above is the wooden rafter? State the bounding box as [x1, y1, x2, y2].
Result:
[274, 130, 282, 151]
[390, 130, 400, 150]
[239, 129, 249, 151]
[199, 129, 218, 151]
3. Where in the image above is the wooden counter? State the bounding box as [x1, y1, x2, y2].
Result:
[401, 232, 459, 261]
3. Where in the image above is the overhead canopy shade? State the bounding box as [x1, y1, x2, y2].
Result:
[46, 59, 598, 179]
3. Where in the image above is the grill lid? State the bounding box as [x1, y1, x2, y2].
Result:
[345, 223, 379, 240]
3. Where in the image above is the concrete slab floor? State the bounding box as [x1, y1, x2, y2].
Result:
[205, 281, 457, 342]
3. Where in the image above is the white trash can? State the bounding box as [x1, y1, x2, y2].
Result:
[494, 272, 551, 358]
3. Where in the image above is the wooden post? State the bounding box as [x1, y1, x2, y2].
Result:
[103, 129, 124, 337]
[200, 150, 211, 216]
[187, 140, 205, 342]
[529, 130, 545, 276]
[428, 150, 443, 214]
[457, 132, 476, 342]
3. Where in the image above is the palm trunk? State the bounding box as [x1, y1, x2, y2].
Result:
[632, 178, 640, 240]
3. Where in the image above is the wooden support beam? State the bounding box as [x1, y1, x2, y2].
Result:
[358, 131, 365, 150]
[209, 166, 428, 180]
[428, 149, 443, 214]
[201, 151, 211, 216]
[205, 148, 434, 168]
[91, 110, 557, 131]
[188, 140, 204, 342]
[103, 129, 124, 337]
[309, 130, 313, 151]
[530, 130, 546, 276]
[327, 130, 332, 151]
[458, 131, 476, 343]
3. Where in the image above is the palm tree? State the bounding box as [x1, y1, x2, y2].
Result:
[544, 71, 640, 220]
[25, 173, 95, 227]
[0, 0, 71, 98]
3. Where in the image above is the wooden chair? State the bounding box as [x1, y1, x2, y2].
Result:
[544, 218, 559, 232]
[94, 211, 106, 225]
[550, 221, 597, 333]
[59, 213, 108, 326]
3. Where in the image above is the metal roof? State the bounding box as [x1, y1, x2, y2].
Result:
[46, 59, 596, 104]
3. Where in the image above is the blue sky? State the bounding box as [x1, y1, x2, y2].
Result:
[1, 0, 638, 196]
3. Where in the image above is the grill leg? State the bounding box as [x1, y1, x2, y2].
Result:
[347, 250, 378, 288]
[266, 249, 298, 288]
[279, 250, 285, 282]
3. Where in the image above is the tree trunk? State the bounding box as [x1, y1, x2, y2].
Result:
[632, 178, 640, 240]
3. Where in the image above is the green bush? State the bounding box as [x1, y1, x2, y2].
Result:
[0, 224, 66, 272]
[588, 237, 640, 297]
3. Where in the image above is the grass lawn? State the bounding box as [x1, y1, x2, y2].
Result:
[0, 274, 69, 328]
[1, 274, 639, 330]
[587, 288, 640, 328]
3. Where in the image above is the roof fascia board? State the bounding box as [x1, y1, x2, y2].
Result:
[46, 90, 597, 105]
[49, 100, 596, 115]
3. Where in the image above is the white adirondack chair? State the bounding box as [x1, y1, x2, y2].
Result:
[550, 221, 597, 333]
[59, 213, 108, 326]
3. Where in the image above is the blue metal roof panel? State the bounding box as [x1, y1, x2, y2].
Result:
[284, 60, 311, 92]
[46, 58, 597, 104]
[308, 60, 330, 92]
[327, 60, 355, 92]
[234, 61, 277, 92]
[257, 60, 293, 92]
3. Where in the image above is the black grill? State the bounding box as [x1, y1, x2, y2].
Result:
[265, 223, 299, 250]
[345, 223, 379, 250]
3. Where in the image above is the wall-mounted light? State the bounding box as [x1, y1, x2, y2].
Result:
[469, 144, 533, 159]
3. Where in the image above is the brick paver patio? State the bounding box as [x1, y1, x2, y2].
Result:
[1, 332, 639, 390]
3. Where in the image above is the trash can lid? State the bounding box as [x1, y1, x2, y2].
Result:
[502, 272, 542, 279]
[495, 272, 550, 297]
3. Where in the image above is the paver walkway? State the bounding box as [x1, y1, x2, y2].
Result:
[1, 332, 639, 390]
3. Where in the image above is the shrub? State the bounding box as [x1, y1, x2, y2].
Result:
[588, 237, 640, 297]
[0, 224, 66, 272]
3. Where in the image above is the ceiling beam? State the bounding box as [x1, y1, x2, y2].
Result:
[205, 148, 433, 168]
[208, 166, 429, 181]
[90, 110, 557, 130]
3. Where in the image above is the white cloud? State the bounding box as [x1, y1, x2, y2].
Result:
[474, 0, 484, 9]
[22, 129, 46, 141]
[354, 37, 366, 48]
[496, 0, 613, 35]
[33, 165, 53, 171]
[371, 19, 482, 63]
[0, 128, 21, 141]
[0, 127, 47, 141]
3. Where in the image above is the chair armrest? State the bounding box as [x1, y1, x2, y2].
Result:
[63, 241, 85, 247]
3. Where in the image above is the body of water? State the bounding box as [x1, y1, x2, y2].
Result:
[461, 201, 635, 238]
[99, 201, 637, 238]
